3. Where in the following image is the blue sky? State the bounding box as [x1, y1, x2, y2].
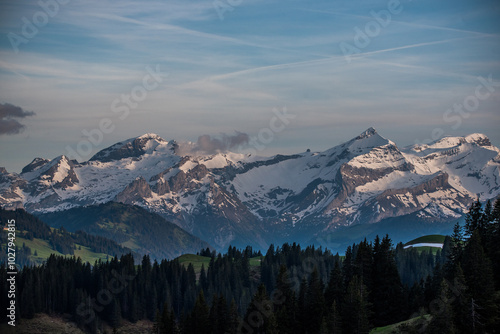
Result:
[0, 0, 499, 172]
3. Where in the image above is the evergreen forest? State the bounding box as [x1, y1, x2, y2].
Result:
[1, 199, 499, 333]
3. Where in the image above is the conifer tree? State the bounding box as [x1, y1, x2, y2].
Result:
[129, 290, 140, 323]
[243, 284, 277, 334]
[342, 245, 355, 286]
[462, 231, 497, 332]
[371, 235, 404, 326]
[297, 277, 308, 334]
[305, 267, 325, 334]
[326, 300, 342, 334]
[274, 265, 296, 333]
[450, 265, 472, 334]
[491, 198, 500, 287]
[483, 199, 493, 223]
[199, 264, 208, 292]
[154, 304, 175, 334]
[427, 279, 456, 334]
[446, 223, 464, 278]
[342, 275, 370, 334]
[325, 260, 344, 310]
[20, 271, 35, 319]
[354, 239, 373, 290]
[187, 290, 209, 334]
[209, 294, 228, 334]
[465, 199, 483, 237]
[108, 298, 122, 329]
[226, 299, 239, 334]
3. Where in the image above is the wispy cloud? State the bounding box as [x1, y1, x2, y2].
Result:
[301, 8, 497, 38]
[194, 38, 468, 83]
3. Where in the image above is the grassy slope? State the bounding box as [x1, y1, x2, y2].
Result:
[370, 314, 431, 333]
[1, 208, 130, 266]
[17, 235, 113, 264]
[402, 234, 446, 254]
[177, 254, 211, 272]
[404, 234, 446, 246]
[249, 256, 263, 267]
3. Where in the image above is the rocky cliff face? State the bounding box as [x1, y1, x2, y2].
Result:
[1, 130, 499, 250]
[115, 177, 153, 205]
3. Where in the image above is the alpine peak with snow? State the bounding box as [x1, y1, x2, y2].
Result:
[1, 128, 499, 251]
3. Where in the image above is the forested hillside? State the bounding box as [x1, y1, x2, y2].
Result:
[38, 202, 211, 260]
[0, 208, 136, 266]
[1, 199, 499, 333]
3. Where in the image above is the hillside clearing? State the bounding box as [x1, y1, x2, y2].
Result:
[404, 234, 445, 246]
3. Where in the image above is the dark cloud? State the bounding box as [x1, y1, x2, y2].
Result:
[0, 103, 36, 135]
[178, 132, 250, 155]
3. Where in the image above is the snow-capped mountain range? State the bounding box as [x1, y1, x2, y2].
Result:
[1, 128, 499, 250]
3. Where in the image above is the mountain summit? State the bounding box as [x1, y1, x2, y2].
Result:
[356, 126, 378, 139]
[90, 133, 170, 162]
[1, 129, 499, 250]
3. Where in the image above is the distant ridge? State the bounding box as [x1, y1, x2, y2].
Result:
[1, 128, 499, 251]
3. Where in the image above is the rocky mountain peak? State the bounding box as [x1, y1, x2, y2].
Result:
[21, 157, 50, 174]
[39, 155, 78, 187]
[90, 133, 168, 163]
[137, 133, 165, 141]
[465, 133, 491, 147]
[346, 127, 391, 153]
[356, 127, 378, 139]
